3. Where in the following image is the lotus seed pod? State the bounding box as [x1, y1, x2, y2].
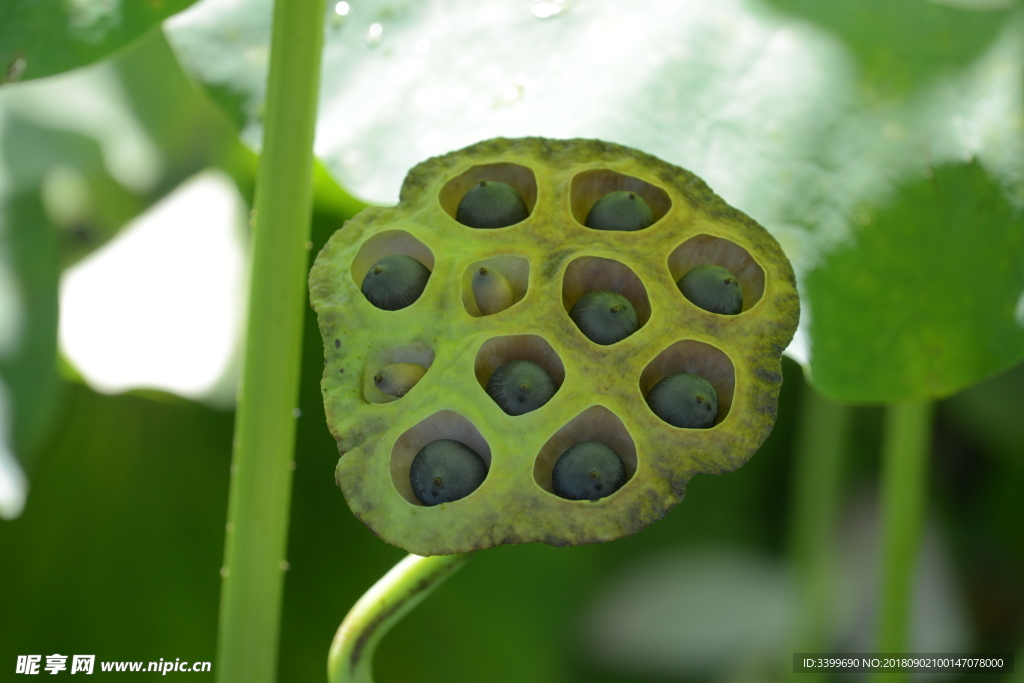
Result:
[409, 439, 488, 506]
[485, 360, 557, 416]
[569, 290, 639, 345]
[646, 372, 719, 429]
[678, 264, 743, 315]
[360, 254, 431, 311]
[374, 363, 427, 397]
[472, 266, 515, 315]
[585, 190, 654, 231]
[309, 137, 800, 555]
[552, 442, 627, 501]
[456, 180, 529, 229]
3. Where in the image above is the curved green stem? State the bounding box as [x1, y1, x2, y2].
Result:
[215, 1, 325, 681]
[328, 553, 474, 683]
[871, 401, 933, 683]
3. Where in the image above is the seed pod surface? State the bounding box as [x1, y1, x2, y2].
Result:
[677, 264, 743, 315]
[360, 254, 431, 311]
[485, 360, 557, 416]
[373, 363, 427, 397]
[472, 266, 515, 315]
[569, 290, 639, 345]
[552, 441, 627, 501]
[309, 136, 801, 555]
[410, 439, 488, 506]
[456, 180, 529, 229]
[646, 372, 719, 428]
[584, 190, 654, 231]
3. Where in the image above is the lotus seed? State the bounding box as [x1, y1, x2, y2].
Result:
[409, 439, 488, 506]
[456, 180, 529, 229]
[585, 190, 654, 231]
[552, 441, 627, 501]
[677, 264, 743, 315]
[485, 360, 557, 416]
[646, 372, 719, 428]
[360, 254, 431, 311]
[569, 290, 639, 345]
[373, 363, 427, 397]
[472, 266, 515, 315]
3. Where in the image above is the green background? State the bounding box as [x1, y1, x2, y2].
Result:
[1, 0, 1023, 680]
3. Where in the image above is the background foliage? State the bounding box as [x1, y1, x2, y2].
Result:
[1, 1, 1022, 681]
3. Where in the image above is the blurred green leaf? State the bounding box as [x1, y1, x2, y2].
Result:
[805, 162, 1024, 401]
[0, 383, 228, 669]
[0, 27, 254, 495]
[0, 111, 145, 267]
[167, 0, 1024, 402]
[0, 104, 144, 486]
[0, 191, 58, 470]
[764, 0, 1017, 94]
[0, 0, 199, 83]
[109, 30, 251, 200]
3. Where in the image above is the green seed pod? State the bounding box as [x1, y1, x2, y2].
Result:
[485, 360, 557, 416]
[584, 190, 654, 231]
[677, 264, 743, 315]
[569, 290, 639, 345]
[552, 441, 627, 501]
[409, 439, 488, 506]
[646, 372, 719, 429]
[456, 180, 529, 229]
[360, 254, 431, 311]
[472, 266, 515, 315]
[373, 363, 427, 397]
[310, 137, 802, 555]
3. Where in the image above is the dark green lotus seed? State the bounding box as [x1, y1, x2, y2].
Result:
[456, 180, 529, 229]
[646, 372, 719, 429]
[360, 254, 431, 311]
[584, 190, 654, 231]
[409, 439, 488, 506]
[677, 264, 743, 315]
[569, 290, 639, 345]
[552, 441, 627, 501]
[485, 360, 557, 416]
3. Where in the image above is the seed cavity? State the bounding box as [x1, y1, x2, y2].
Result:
[360, 254, 431, 311]
[485, 359, 558, 416]
[569, 291, 639, 345]
[646, 372, 720, 429]
[456, 180, 529, 229]
[584, 190, 654, 231]
[409, 439, 488, 506]
[677, 264, 743, 315]
[552, 441, 627, 501]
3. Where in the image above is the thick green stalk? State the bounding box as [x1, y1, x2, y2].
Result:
[871, 401, 933, 683]
[789, 386, 849, 673]
[215, 1, 325, 681]
[328, 553, 473, 683]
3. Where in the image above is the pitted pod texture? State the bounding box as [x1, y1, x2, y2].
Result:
[309, 137, 799, 556]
